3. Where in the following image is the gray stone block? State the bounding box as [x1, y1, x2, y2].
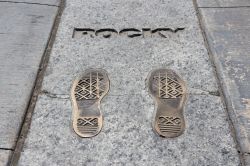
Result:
[18, 0, 240, 165]
[197, 0, 250, 7]
[0, 150, 12, 166]
[199, 8, 250, 154]
[19, 94, 239, 166]
[0, 2, 58, 149]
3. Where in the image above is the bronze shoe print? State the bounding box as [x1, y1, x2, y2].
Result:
[71, 69, 109, 138]
[147, 69, 187, 138]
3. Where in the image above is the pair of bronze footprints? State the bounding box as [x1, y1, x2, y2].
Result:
[71, 69, 187, 138]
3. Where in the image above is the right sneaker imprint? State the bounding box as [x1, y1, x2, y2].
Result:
[147, 69, 188, 138]
[71, 69, 110, 138]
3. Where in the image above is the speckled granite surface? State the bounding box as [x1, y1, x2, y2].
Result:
[18, 0, 240, 165]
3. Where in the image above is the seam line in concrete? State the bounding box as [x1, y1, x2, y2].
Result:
[193, 0, 244, 165]
[9, 0, 65, 165]
[41, 90, 70, 99]
[40, 88, 220, 100]
[199, 6, 250, 9]
[0, 148, 13, 151]
[0, 0, 59, 7]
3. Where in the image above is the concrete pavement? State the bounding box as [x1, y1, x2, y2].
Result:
[0, 0, 250, 165]
[196, 0, 250, 164]
[17, 0, 240, 165]
[0, 0, 60, 165]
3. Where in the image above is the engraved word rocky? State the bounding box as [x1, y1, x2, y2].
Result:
[73, 27, 185, 38]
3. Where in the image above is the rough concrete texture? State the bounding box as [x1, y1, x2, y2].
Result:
[0, 2, 58, 149]
[197, 0, 250, 7]
[199, 8, 250, 154]
[19, 94, 239, 165]
[19, 0, 240, 165]
[0, 0, 60, 6]
[0, 150, 11, 166]
[245, 154, 250, 166]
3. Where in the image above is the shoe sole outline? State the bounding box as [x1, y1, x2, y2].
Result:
[147, 69, 188, 138]
[71, 69, 109, 138]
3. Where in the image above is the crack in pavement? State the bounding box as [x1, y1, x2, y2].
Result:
[199, 6, 250, 9]
[189, 88, 220, 96]
[41, 90, 70, 99]
[41, 87, 220, 100]
[0, 148, 13, 151]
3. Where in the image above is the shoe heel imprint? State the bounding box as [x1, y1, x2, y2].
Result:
[71, 69, 109, 138]
[148, 69, 187, 138]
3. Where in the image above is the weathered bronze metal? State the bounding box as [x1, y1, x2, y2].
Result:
[147, 69, 187, 138]
[71, 69, 109, 138]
